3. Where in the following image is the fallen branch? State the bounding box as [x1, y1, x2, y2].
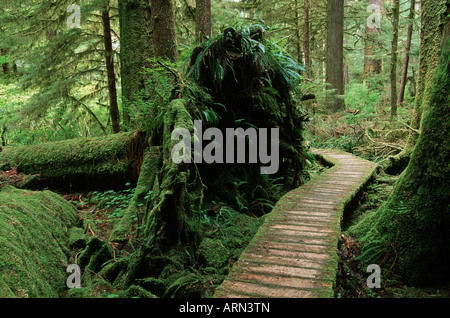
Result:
[364, 129, 404, 151]
[398, 120, 420, 134]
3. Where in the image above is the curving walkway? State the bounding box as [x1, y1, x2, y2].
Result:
[214, 148, 377, 298]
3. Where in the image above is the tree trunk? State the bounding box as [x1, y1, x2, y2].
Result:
[326, 0, 345, 112]
[363, 0, 383, 85]
[381, 0, 447, 174]
[294, 0, 302, 64]
[102, 2, 121, 133]
[151, 0, 179, 62]
[195, 0, 211, 43]
[303, 0, 311, 78]
[349, 7, 450, 284]
[398, 0, 416, 107]
[390, 0, 400, 119]
[1, 48, 8, 74]
[118, 0, 153, 126]
[0, 131, 147, 190]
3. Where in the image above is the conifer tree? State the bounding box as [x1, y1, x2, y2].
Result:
[350, 1, 450, 285]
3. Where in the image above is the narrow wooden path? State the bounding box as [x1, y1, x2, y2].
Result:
[214, 149, 377, 298]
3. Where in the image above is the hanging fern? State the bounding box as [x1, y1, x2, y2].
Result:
[181, 23, 310, 187]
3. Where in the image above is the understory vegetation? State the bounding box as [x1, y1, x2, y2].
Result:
[1, 0, 449, 300]
[305, 80, 414, 163]
[335, 170, 450, 298]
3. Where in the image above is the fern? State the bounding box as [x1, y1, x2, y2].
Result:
[355, 240, 389, 265]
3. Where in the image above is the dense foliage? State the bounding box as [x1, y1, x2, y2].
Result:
[1, 0, 448, 300]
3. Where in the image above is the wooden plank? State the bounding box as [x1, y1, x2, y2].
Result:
[214, 149, 377, 299]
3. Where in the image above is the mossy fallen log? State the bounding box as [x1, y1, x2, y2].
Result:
[0, 185, 81, 297]
[0, 131, 147, 190]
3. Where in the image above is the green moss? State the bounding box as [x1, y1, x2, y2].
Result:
[198, 238, 230, 268]
[68, 227, 88, 249]
[0, 131, 146, 189]
[349, 32, 450, 285]
[78, 236, 113, 274]
[109, 146, 162, 243]
[141, 99, 202, 246]
[386, 0, 448, 167]
[0, 185, 80, 297]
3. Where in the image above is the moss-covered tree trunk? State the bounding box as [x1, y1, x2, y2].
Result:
[349, 7, 450, 285]
[195, 0, 211, 43]
[382, 0, 448, 173]
[326, 0, 345, 112]
[139, 99, 204, 247]
[389, 0, 400, 119]
[398, 0, 416, 107]
[151, 0, 178, 62]
[102, 1, 120, 133]
[118, 0, 153, 125]
[107, 100, 205, 288]
[363, 0, 383, 85]
[0, 131, 147, 190]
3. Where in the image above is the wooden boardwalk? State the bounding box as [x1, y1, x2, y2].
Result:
[214, 149, 377, 298]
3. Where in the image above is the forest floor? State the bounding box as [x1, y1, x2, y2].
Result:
[334, 171, 450, 298]
[54, 150, 450, 299]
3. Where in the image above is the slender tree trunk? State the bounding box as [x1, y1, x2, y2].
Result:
[363, 0, 383, 84]
[118, 0, 153, 126]
[195, 0, 212, 43]
[398, 0, 416, 106]
[390, 0, 400, 119]
[294, 0, 302, 64]
[326, 0, 345, 112]
[1, 49, 8, 74]
[151, 0, 179, 62]
[102, 2, 121, 133]
[303, 0, 311, 78]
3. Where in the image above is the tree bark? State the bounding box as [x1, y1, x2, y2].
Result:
[303, 0, 311, 78]
[350, 7, 450, 284]
[398, 0, 416, 106]
[294, 0, 302, 64]
[326, 0, 345, 112]
[363, 0, 383, 85]
[151, 0, 179, 62]
[195, 0, 212, 43]
[390, 0, 400, 119]
[118, 0, 153, 126]
[102, 2, 121, 133]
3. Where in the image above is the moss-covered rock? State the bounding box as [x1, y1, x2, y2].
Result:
[78, 236, 113, 274]
[198, 238, 230, 268]
[0, 185, 80, 297]
[68, 227, 88, 249]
